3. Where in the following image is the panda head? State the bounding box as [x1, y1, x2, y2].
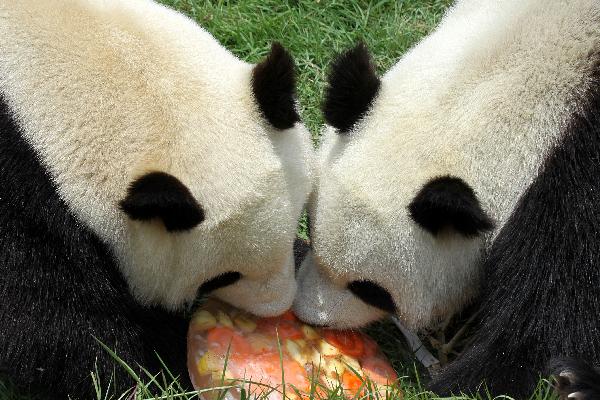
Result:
[0, 0, 313, 317]
[293, 43, 494, 329]
[292, 0, 600, 330]
[115, 40, 313, 317]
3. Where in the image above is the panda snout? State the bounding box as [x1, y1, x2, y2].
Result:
[347, 280, 396, 314]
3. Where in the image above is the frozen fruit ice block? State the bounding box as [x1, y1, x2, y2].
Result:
[187, 300, 400, 400]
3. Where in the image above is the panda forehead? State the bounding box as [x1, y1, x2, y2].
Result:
[319, 124, 445, 211]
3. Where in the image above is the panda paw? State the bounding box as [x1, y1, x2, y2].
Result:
[549, 358, 600, 400]
[555, 371, 587, 400]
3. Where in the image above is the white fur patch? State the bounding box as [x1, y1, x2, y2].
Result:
[295, 0, 600, 328]
[0, 0, 313, 316]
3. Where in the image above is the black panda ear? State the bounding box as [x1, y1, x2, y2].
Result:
[252, 42, 300, 130]
[323, 42, 381, 134]
[120, 172, 204, 232]
[408, 176, 494, 237]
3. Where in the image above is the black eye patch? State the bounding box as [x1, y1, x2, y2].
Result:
[348, 280, 396, 313]
[120, 171, 204, 232]
[198, 272, 242, 295]
[408, 175, 494, 237]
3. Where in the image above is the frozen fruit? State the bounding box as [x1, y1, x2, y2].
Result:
[191, 310, 217, 331]
[187, 300, 400, 400]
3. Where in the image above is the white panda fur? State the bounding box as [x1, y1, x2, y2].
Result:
[294, 0, 599, 329]
[0, 0, 312, 397]
[0, 0, 313, 315]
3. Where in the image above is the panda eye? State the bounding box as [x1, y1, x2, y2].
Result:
[198, 272, 242, 294]
[348, 280, 396, 313]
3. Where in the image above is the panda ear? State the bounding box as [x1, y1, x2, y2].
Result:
[323, 42, 381, 134]
[408, 176, 494, 237]
[120, 172, 204, 232]
[252, 42, 300, 130]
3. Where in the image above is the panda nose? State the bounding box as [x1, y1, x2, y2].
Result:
[347, 280, 396, 313]
[197, 271, 242, 295]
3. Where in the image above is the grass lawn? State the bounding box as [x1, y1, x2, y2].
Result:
[0, 1, 560, 399]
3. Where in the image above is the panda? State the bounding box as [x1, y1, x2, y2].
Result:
[293, 0, 600, 397]
[0, 0, 313, 398]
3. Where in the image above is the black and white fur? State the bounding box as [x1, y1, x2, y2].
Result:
[293, 0, 600, 397]
[0, 0, 313, 398]
[429, 53, 600, 397]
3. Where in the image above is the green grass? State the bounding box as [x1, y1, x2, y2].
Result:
[0, 1, 560, 399]
[160, 0, 452, 137]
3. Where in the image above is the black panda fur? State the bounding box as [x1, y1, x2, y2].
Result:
[0, 98, 190, 399]
[429, 67, 600, 399]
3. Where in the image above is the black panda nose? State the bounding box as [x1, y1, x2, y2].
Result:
[198, 271, 242, 295]
[347, 280, 396, 313]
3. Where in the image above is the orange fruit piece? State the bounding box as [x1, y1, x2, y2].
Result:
[249, 352, 311, 392]
[322, 330, 365, 358]
[280, 310, 298, 321]
[257, 319, 304, 340]
[341, 370, 364, 395]
[362, 337, 379, 358]
[206, 326, 253, 356]
[360, 357, 398, 385]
